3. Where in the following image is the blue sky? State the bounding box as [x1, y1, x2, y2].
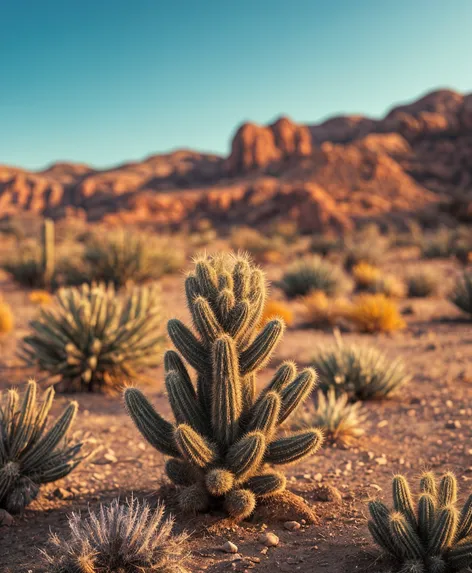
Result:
[1, 0, 471, 170]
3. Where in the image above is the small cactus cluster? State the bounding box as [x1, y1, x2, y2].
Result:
[312, 332, 410, 400]
[368, 472, 472, 573]
[450, 271, 472, 318]
[41, 497, 190, 573]
[125, 253, 323, 520]
[0, 380, 84, 514]
[21, 282, 165, 392]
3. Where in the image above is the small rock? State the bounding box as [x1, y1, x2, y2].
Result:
[446, 420, 461, 429]
[53, 487, 73, 500]
[284, 520, 301, 531]
[222, 541, 238, 554]
[259, 532, 279, 547]
[0, 509, 13, 527]
[375, 457, 387, 466]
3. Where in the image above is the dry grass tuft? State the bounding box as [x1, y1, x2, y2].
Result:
[345, 294, 406, 333]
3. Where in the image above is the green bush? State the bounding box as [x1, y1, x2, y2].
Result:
[278, 256, 349, 299]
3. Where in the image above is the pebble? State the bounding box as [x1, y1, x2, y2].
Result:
[222, 541, 238, 554]
[259, 532, 279, 547]
[284, 521, 301, 531]
[375, 457, 387, 466]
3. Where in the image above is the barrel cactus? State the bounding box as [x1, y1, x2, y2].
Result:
[368, 472, 472, 572]
[125, 253, 323, 520]
[21, 282, 165, 392]
[0, 380, 84, 515]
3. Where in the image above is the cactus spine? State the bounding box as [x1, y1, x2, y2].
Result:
[125, 252, 323, 519]
[41, 218, 55, 288]
[367, 472, 472, 572]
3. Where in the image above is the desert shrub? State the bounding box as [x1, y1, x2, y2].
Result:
[368, 472, 472, 572]
[450, 270, 472, 317]
[83, 229, 184, 288]
[310, 234, 343, 257]
[41, 497, 189, 573]
[301, 291, 349, 328]
[3, 246, 47, 288]
[352, 262, 382, 290]
[389, 220, 424, 248]
[312, 336, 410, 400]
[407, 269, 440, 298]
[2, 219, 55, 289]
[0, 296, 13, 334]
[343, 226, 390, 270]
[292, 389, 366, 447]
[345, 294, 406, 333]
[125, 252, 323, 520]
[259, 299, 294, 328]
[0, 380, 84, 515]
[230, 227, 285, 263]
[29, 290, 53, 305]
[421, 226, 472, 262]
[21, 283, 165, 393]
[367, 275, 406, 299]
[278, 256, 349, 299]
[270, 221, 299, 244]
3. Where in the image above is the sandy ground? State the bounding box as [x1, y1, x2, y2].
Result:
[0, 249, 471, 572]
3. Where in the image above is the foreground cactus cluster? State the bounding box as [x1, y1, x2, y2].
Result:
[21, 282, 165, 392]
[368, 472, 472, 573]
[0, 380, 84, 514]
[126, 253, 323, 519]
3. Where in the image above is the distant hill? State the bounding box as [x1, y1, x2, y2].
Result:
[1, 89, 471, 233]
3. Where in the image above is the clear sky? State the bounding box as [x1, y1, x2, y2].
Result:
[2, 0, 472, 170]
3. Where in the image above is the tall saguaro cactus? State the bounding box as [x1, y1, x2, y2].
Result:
[125, 252, 323, 520]
[41, 218, 55, 288]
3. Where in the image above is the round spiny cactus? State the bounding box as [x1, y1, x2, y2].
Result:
[125, 252, 323, 520]
[368, 472, 472, 572]
[0, 380, 84, 515]
[21, 282, 165, 392]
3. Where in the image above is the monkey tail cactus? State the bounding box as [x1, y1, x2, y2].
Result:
[125, 252, 323, 520]
[368, 472, 472, 572]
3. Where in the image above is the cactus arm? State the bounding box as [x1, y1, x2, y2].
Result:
[174, 424, 217, 468]
[165, 371, 208, 435]
[389, 512, 425, 560]
[190, 297, 222, 344]
[246, 391, 281, 437]
[124, 388, 180, 458]
[167, 319, 209, 373]
[226, 431, 265, 481]
[239, 319, 284, 376]
[438, 473, 457, 508]
[278, 368, 317, 423]
[368, 500, 403, 559]
[265, 429, 323, 465]
[428, 506, 458, 555]
[164, 350, 193, 390]
[245, 472, 286, 497]
[393, 475, 418, 528]
[458, 494, 472, 540]
[211, 336, 242, 446]
[418, 493, 436, 545]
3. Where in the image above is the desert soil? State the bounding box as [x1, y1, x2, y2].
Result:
[0, 250, 471, 573]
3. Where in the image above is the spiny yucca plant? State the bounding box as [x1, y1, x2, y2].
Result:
[407, 270, 440, 298]
[41, 497, 190, 573]
[368, 472, 472, 572]
[84, 229, 184, 288]
[0, 380, 84, 515]
[450, 271, 472, 318]
[292, 388, 366, 447]
[125, 253, 323, 520]
[277, 256, 349, 299]
[346, 293, 406, 333]
[312, 332, 410, 400]
[21, 283, 165, 392]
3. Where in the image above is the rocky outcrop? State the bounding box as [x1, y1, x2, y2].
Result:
[226, 117, 312, 172]
[0, 89, 471, 234]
